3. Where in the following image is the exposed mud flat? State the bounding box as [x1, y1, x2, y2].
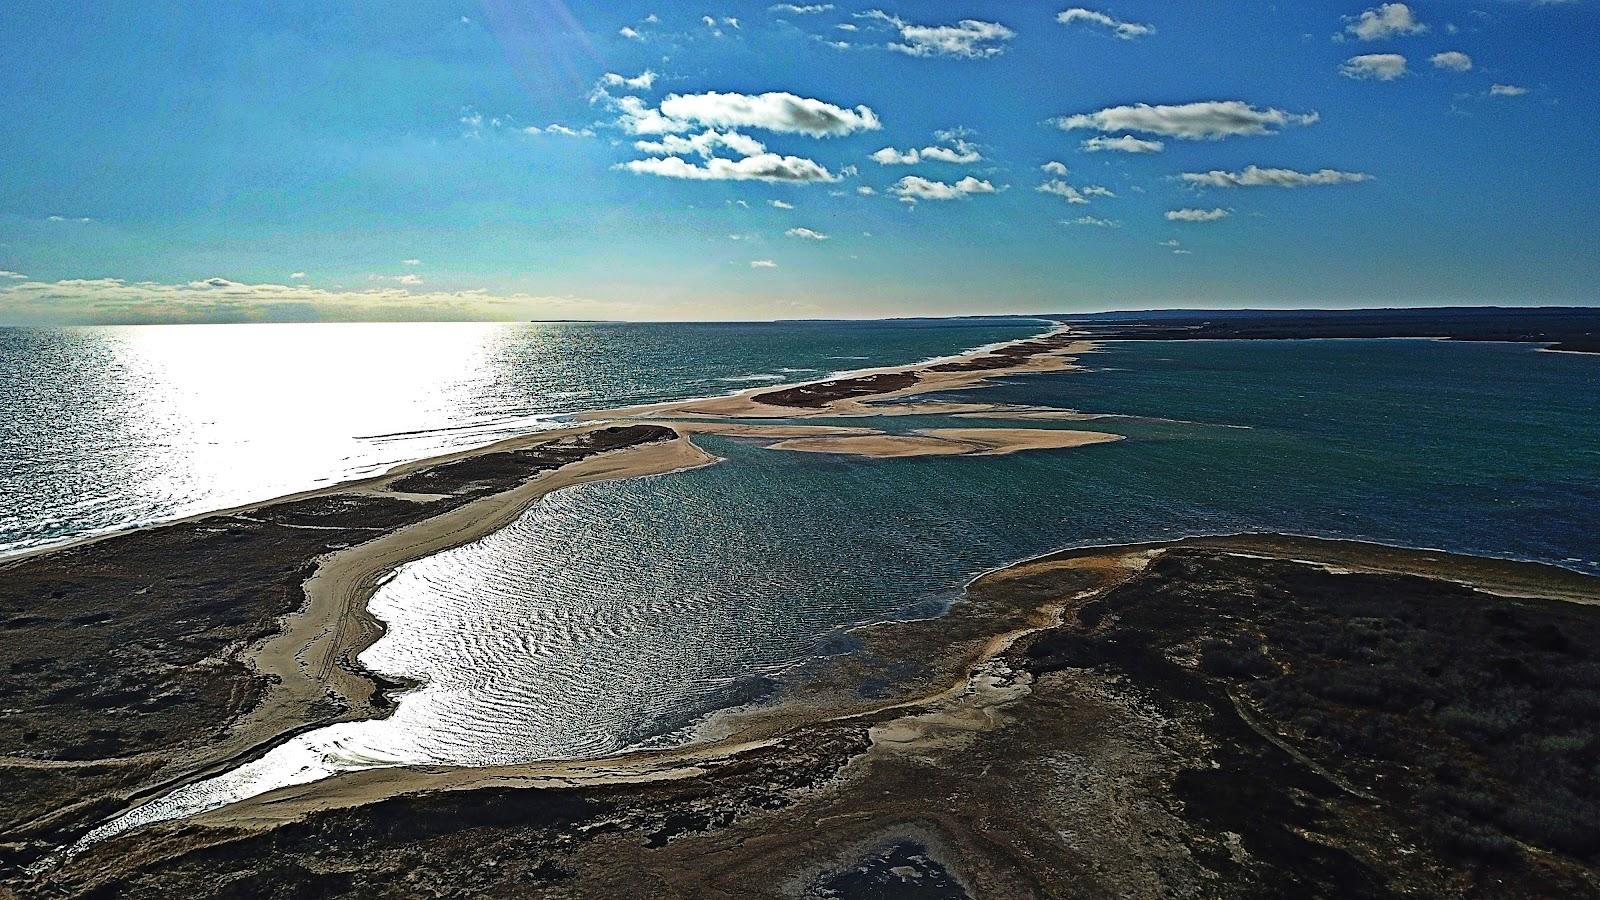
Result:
[18, 536, 1600, 899]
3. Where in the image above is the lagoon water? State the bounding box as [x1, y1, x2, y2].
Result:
[63, 334, 1600, 847]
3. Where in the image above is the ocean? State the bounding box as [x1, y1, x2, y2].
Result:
[37, 328, 1600, 848]
[0, 318, 1041, 555]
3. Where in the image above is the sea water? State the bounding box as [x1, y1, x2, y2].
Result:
[65, 336, 1600, 848]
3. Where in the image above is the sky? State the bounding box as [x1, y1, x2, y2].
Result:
[0, 1, 1595, 324]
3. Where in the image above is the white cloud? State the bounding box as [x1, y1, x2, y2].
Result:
[1341, 53, 1408, 81]
[372, 273, 425, 286]
[1159, 239, 1181, 248]
[1057, 101, 1319, 140]
[750, 259, 778, 268]
[601, 70, 658, 90]
[1166, 207, 1230, 222]
[785, 227, 830, 240]
[289, 272, 306, 280]
[619, 26, 642, 40]
[891, 175, 999, 202]
[856, 185, 876, 195]
[858, 10, 1015, 59]
[1490, 83, 1529, 96]
[402, 259, 422, 266]
[1430, 51, 1472, 72]
[1081, 134, 1164, 153]
[620, 154, 840, 182]
[771, 199, 795, 209]
[0, 270, 26, 280]
[1180, 165, 1372, 188]
[1056, 8, 1154, 39]
[47, 215, 94, 223]
[1066, 216, 1121, 227]
[1037, 180, 1090, 204]
[655, 91, 881, 136]
[536, 124, 595, 137]
[0, 277, 649, 325]
[1041, 161, 1070, 175]
[871, 146, 921, 165]
[1344, 3, 1426, 40]
[770, 3, 833, 12]
[869, 130, 982, 166]
[633, 129, 766, 158]
[1082, 185, 1115, 198]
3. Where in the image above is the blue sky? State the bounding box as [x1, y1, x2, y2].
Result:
[0, 1, 1594, 323]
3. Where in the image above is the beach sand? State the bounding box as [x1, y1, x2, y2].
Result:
[766, 427, 1123, 458]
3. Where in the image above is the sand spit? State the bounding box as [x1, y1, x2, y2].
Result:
[581, 327, 1098, 422]
[4, 323, 1104, 875]
[766, 427, 1123, 459]
[32, 536, 1600, 898]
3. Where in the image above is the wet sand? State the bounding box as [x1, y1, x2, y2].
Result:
[28, 536, 1600, 898]
[0, 324, 1096, 875]
[766, 427, 1123, 458]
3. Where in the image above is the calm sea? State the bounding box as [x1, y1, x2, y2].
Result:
[0, 319, 1041, 555]
[79, 335, 1600, 845]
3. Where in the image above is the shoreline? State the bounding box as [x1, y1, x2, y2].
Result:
[0, 322, 1101, 867]
[35, 534, 1600, 897]
[0, 321, 1065, 564]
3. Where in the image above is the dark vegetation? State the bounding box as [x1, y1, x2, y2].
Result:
[752, 326, 1084, 408]
[1028, 549, 1600, 895]
[1057, 306, 1600, 353]
[752, 371, 919, 408]
[0, 425, 671, 848]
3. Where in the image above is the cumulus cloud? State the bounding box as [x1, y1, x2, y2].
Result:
[0, 277, 641, 325]
[869, 130, 982, 165]
[289, 272, 307, 280]
[0, 270, 27, 280]
[620, 154, 840, 182]
[1066, 216, 1121, 227]
[891, 175, 999, 202]
[619, 26, 642, 40]
[1180, 165, 1372, 188]
[1041, 161, 1070, 175]
[1430, 51, 1472, 72]
[654, 91, 881, 136]
[633, 129, 767, 158]
[1341, 53, 1408, 80]
[1166, 207, 1230, 222]
[1057, 101, 1319, 140]
[1038, 180, 1090, 204]
[1490, 83, 1529, 96]
[771, 199, 795, 209]
[601, 70, 658, 90]
[528, 123, 595, 137]
[1056, 8, 1154, 39]
[858, 10, 1015, 58]
[856, 185, 876, 195]
[1081, 134, 1164, 153]
[870, 146, 920, 165]
[750, 259, 778, 268]
[785, 227, 830, 240]
[1344, 3, 1426, 40]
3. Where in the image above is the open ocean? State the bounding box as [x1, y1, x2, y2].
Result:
[29, 326, 1600, 847]
[0, 319, 1041, 555]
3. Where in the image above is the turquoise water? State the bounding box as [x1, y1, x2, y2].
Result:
[0, 318, 1041, 554]
[80, 335, 1600, 846]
